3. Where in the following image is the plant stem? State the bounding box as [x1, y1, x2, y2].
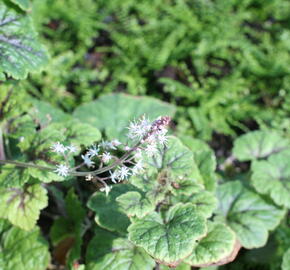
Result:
[0, 159, 54, 170]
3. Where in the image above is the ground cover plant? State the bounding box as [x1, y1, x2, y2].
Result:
[0, 0, 289, 270]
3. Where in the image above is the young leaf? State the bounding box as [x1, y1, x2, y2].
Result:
[73, 93, 176, 141]
[0, 3, 48, 80]
[0, 219, 50, 270]
[184, 222, 237, 267]
[233, 131, 289, 161]
[87, 184, 136, 234]
[0, 184, 48, 230]
[128, 203, 207, 265]
[251, 150, 290, 208]
[86, 227, 156, 270]
[216, 181, 285, 249]
[116, 191, 155, 218]
[282, 248, 290, 270]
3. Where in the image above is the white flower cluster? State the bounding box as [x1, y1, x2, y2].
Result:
[51, 115, 171, 196]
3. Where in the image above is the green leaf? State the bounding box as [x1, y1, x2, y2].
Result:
[116, 191, 155, 218]
[73, 93, 176, 141]
[63, 120, 101, 148]
[233, 131, 289, 161]
[184, 222, 236, 267]
[128, 203, 207, 265]
[180, 136, 217, 191]
[251, 150, 290, 208]
[0, 3, 48, 80]
[8, 0, 30, 11]
[0, 184, 48, 230]
[282, 248, 290, 270]
[27, 160, 63, 183]
[173, 188, 217, 219]
[87, 184, 136, 234]
[0, 219, 50, 270]
[0, 164, 30, 188]
[86, 227, 156, 270]
[30, 99, 71, 125]
[216, 181, 285, 249]
[160, 263, 191, 270]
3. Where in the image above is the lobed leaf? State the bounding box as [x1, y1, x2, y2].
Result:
[128, 203, 207, 265]
[233, 131, 289, 161]
[116, 191, 155, 218]
[0, 184, 48, 230]
[86, 227, 155, 270]
[216, 181, 285, 249]
[0, 2, 48, 80]
[251, 150, 290, 208]
[0, 219, 50, 270]
[87, 184, 137, 234]
[184, 222, 236, 267]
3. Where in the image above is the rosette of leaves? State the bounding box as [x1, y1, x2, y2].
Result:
[87, 136, 238, 268]
[0, 1, 48, 80]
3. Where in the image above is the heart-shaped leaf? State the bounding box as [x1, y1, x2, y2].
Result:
[184, 222, 237, 267]
[128, 203, 207, 265]
[73, 94, 176, 141]
[86, 227, 156, 270]
[251, 150, 290, 208]
[116, 191, 155, 218]
[0, 3, 48, 80]
[0, 184, 48, 230]
[233, 131, 289, 161]
[216, 181, 285, 249]
[0, 220, 50, 270]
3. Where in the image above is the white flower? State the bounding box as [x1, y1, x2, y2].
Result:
[81, 154, 95, 168]
[66, 144, 78, 153]
[100, 140, 112, 150]
[87, 144, 99, 157]
[127, 116, 151, 139]
[145, 143, 158, 157]
[100, 185, 112, 196]
[109, 170, 119, 183]
[111, 139, 122, 147]
[131, 160, 144, 175]
[118, 166, 130, 180]
[51, 142, 66, 154]
[157, 133, 168, 146]
[101, 152, 112, 163]
[54, 164, 69, 177]
[124, 146, 131, 151]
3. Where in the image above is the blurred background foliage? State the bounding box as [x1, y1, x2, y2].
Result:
[22, 0, 290, 141]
